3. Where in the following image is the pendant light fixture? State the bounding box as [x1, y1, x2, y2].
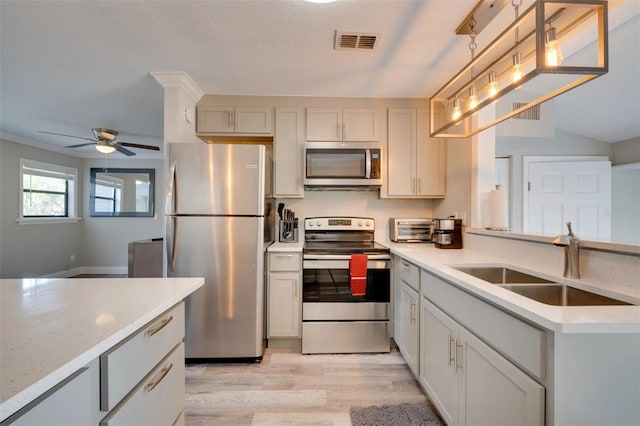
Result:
[545, 24, 564, 66]
[430, 0, 608, 138]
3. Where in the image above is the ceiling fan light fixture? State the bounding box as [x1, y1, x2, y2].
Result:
[96, 142, 116, 154]
[429, 0, 608, 138]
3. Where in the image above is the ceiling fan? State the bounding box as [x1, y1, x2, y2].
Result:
[39, 128, 160, 156]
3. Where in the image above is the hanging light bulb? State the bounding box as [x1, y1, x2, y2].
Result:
[468, 86, 479, 109]
[488, 72, 500, 98]
[511, 52, 523, 83]
[96, 142, 116, 154]
[545, 26, 564, 66]
[452, 98, 462, 121]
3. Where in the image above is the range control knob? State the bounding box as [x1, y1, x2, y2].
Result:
[308, 222, 313, 227]
[357, 221, 363, 227]
[316, 220, 321, 226]
[365, 221, 372, 227]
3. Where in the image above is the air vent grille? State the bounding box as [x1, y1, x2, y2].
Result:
[335, 31, 381, 51]
[513, 102, 541, 120]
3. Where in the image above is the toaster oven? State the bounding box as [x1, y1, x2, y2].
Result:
[389, 218, 433, 243]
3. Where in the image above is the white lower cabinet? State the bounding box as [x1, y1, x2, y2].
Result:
[100, 343, 185, 426]
[397, 282, 420, 375]
[1, 302, 186, 426]
[420, 297, 545, 426]
[268, 252, 302, 338]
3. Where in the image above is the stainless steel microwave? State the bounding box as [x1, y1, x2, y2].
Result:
[304, 142, 382, 187]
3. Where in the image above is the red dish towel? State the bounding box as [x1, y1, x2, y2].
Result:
[350, 254, 368, 296]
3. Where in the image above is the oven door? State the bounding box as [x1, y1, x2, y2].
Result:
[302, 257, 390, 353]
[302, 258, 390, 304]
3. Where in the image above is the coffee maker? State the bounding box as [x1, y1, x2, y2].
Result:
[433, 218, 463, 249]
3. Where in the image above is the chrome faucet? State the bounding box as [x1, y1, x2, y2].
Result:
[552, 222, 580, 279]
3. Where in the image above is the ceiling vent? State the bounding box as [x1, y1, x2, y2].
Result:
[334, 31, 380, 51]
[512, 102, 541, 120]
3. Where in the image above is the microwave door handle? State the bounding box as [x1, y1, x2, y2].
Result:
[365, 149, 372, 179]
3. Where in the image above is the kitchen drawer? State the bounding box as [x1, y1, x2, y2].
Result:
[421, 270, 546, 380]
[100, 343, 185, 426]
[269, 253, 301, 272]
[100, 302, 185, 411]
[397, 258, 420, 291]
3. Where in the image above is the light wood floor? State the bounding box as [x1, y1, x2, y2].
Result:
[185, 347, 429, 426]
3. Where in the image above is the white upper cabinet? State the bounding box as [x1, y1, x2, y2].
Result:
[386, 108, 445, 198]
[306, 107, 378, 142]
[197, 106, 273, 134]
[274, 108, 304, 198]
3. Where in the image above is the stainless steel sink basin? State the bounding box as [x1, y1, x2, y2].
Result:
[453, 266, 633, 306]
[500, 284, 632, 306]
[453, 266, 554, 284]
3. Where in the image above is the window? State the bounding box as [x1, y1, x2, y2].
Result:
[19, 159, 78, 223]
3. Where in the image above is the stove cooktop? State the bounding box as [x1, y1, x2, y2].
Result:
[303, 240, 390, 255]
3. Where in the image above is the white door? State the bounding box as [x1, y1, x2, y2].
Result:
[460, 327, 545, 426]
[399, 282, 419, 375]
[525, 159, 611, 240]
[268, 272, 300, 337]
[419, 298, 459, 426]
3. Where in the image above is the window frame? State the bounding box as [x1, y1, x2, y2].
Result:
[18, 158, 80, 224]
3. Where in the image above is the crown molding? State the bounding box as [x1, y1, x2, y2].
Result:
[150, 71, 204, 102]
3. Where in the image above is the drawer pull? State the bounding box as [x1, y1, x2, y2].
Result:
[276, 254, 294, 259]
[145, 315, 174, 337]
[145, 362, 173, 392]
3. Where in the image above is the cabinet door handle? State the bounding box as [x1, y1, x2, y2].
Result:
[455, 340, 464, 371]
[401, 260, 410, 267]
[448, 334, 455, 366]
[412, 178, 416, 194]
[145, 362, 173, 392]
[145, 315, 173, 338]
[410, 301, 417, 322]
[342, 123, 346, 139]
[418, 178, 421, 194]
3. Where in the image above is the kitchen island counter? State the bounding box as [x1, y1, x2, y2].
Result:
[0, 277, 204, 422]
[387, 243, 640, 333]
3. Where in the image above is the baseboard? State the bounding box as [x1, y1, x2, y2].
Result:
[43, 266, 128, 278]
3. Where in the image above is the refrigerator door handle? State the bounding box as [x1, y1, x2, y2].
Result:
[167, 216, 177, 271]
[166, 163, 177, 215]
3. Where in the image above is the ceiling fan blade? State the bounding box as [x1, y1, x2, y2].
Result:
[38, 131, 95, 142]
[118, 142, 160, 151]
[115, 145, 136, 156]
[66, 142, 98, 148]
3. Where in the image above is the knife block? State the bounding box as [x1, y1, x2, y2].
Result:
[279, 220, 298, 243]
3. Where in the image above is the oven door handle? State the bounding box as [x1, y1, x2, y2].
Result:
[303, 259, 390, 269]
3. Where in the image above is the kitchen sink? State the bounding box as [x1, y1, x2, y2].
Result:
[501, 284, 632, 306]
[452, 266, 554, 284]
[452, 265, 633, 306]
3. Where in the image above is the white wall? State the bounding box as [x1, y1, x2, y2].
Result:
[281, 191, 434, 242]
[1, 139, 84, 278]
[81, 158, 164, 270]
[496, 130, 612, 233]
[612, 167, 640, 244]
[0, 138, 164, 278]
[611, 137, 640, 165]
[433, 138, 472, 223]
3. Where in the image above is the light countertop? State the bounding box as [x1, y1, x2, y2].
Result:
[268, 240, 304, 252]
[0, 277, 204, 422]
[387, 242, 640, 334]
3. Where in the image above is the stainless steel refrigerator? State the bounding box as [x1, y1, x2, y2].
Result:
[166, 143, 274, 361]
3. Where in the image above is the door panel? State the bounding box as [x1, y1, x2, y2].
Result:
[526, 160, 611, 239]
[168, 143, 264, 215]
[461, 327, 545, 426]
[168, 216, 264, 358]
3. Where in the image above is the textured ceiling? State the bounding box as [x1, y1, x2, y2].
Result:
[0, 0, 638, 159]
